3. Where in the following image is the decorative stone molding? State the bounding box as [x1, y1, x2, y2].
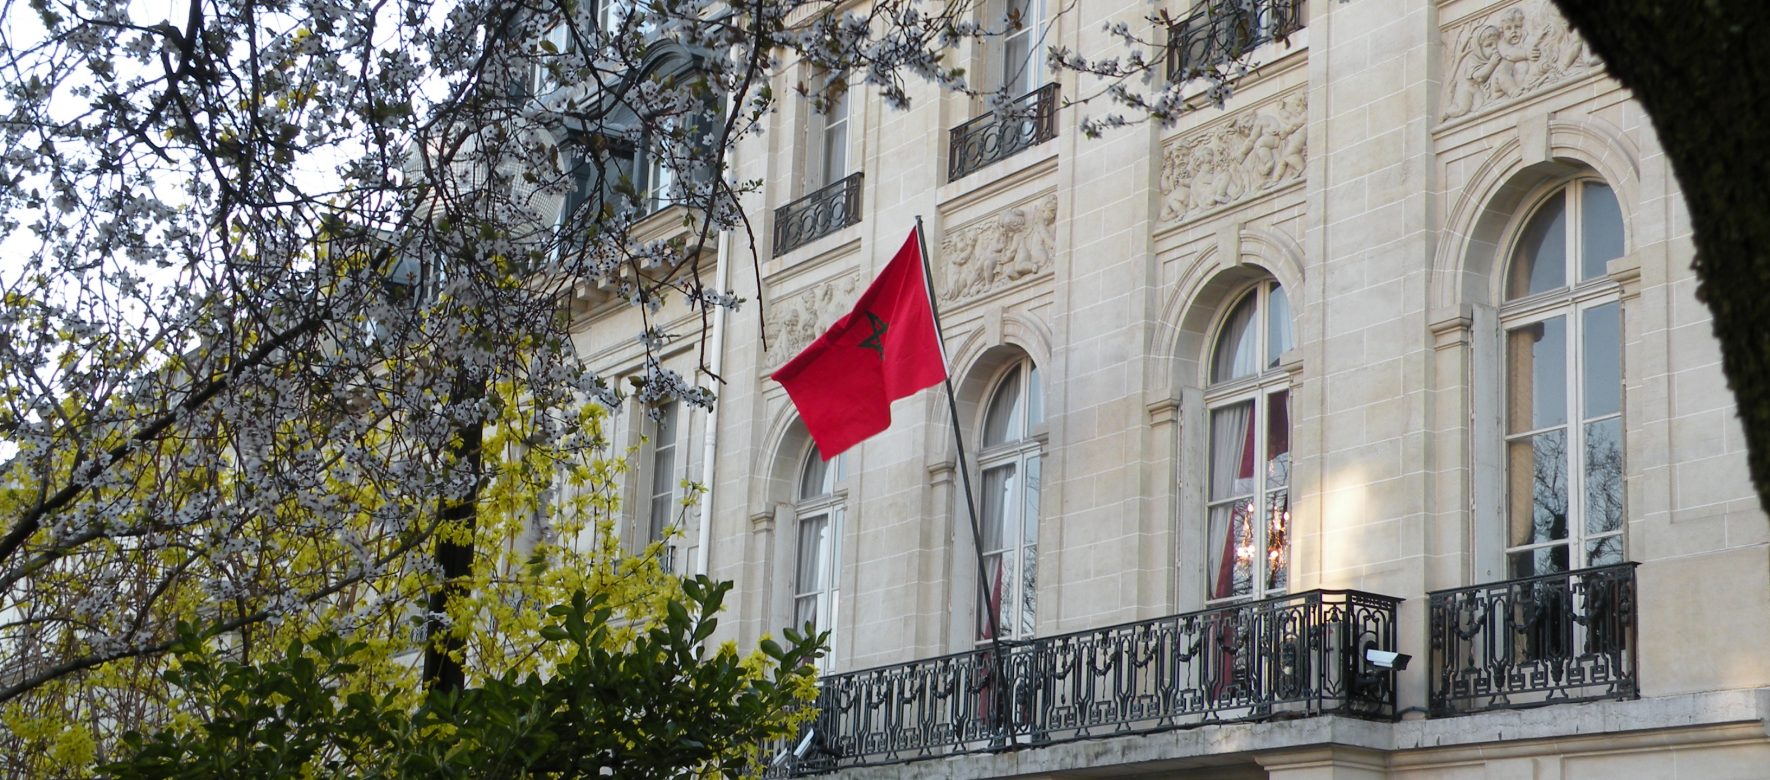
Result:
[1441, 0, 1603, 122]
[763, 272, 859, 366]
[1158, 92, 1307, 224]
[937, 194, 1058, 305]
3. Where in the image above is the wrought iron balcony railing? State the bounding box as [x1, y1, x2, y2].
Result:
[1167, 0, 1306, 82]
[1428, 562, 1639, 717]
[946, 83, 1060, 183]
[773, 172, 864, 257]
[764, 589, 1400, 776]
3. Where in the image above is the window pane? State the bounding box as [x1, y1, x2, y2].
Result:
[982, 365, 1024, 446]
[1026, 364, 1044, 427]
[1585, 534, 1624, 567]
[1003, 0, 1038, 93]
[1003, 32, 1031, 96]
[981, 464, 1015, 553]
[1017, 548, 1036, 638]
[1508, 545, 1570, 579]
[1022, 455, 1041, 547]
[1506, 316, 1567, 433]
[796, 514, 828, 603]
[821, 88, 848, 186]
[978, 552, 1012, 639]
[1582, 302, 1621, 418]
[1584, 417, 1624, 536]
[1266, 283, 1293, 369]
[799, 447, 830, 498]
[1209, 401, 1257, 501]
[649, 404, 679, 541]
[1264, 489, 1289, 592]
[1507, 194, 1567, 299]
[1211, 293, 1259, 382]
[1266, 390, 1290, 487]
[1208, 499, 1254, 600]
[1508, 429, 1570, 548]
[1581, 182, 1625, 281]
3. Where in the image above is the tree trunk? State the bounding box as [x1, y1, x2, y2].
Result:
[1552, 1, 1770, 513]
[424, 366, 485, 692]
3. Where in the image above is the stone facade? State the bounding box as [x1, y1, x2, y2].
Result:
[569, 0, 1770, 776]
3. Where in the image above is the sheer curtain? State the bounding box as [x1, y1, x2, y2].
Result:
[1208, 402, 1255, 600]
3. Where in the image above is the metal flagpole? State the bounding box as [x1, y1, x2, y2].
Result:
[914, 215, 1011, 743]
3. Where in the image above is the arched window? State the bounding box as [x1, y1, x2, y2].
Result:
[977, 357, 1043, 641]
[1204, 281, 1293, 602]
[1501, 179, 1625, 578]
[793, 445, 844, 668]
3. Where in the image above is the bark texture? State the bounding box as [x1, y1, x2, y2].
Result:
[1552, 1, 1770, 512]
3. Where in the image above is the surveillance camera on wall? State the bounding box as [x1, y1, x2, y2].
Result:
[1364, 647, 1411, 671]
[793, 729, 818, 759]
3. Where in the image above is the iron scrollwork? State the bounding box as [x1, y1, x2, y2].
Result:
[762, 588, 1399, 776]
[1427, 562, 1639, 717]
[946, 83, 1060, 183]
[1167, 0, 1306, 82]
[773, 172, 865, 257]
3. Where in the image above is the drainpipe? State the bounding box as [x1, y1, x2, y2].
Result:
[695, 90, 737, 577]
[695, 224, 729, 577]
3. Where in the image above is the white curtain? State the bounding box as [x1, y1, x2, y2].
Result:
[1208, 402, 1255, 600]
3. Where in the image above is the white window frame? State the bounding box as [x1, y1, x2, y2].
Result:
[803, 77, 850, 194]
[998, 0, 1045, 97]
[1201, 281, 1293, 604]
[974, 357, 1044, 643]
[532, 22, 572, 97]
[641, 135, 675, 214]
[646, 402, 682, 570]
[1498, 178, 1626, 579]
[792, 447, 846, 671]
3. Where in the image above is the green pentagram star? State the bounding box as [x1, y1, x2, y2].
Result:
[859, 311, 888, 358]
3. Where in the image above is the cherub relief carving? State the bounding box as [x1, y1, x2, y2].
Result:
[1158, 93, 1308, 224]
[764, 273, 859, 365]
[1441, 0, 1602, 121]
[938, 194, 1059, 305]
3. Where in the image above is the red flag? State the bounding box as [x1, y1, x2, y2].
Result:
[773, 227, 947, 458]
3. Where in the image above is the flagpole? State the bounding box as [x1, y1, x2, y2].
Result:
[914, 215, 1010, 740]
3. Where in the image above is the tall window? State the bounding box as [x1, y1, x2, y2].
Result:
[532, 22, 572, 96]
[977, 358, 1043, 641]
[1204, 281, 1293, 602]
[806, 80, 849, 192]
[793, 446, 844, 669]
[1000, 0, 1044, 96]
[641, 138, 675, 213]
[647, 402, 680, 569]
[1502, 180, 1625, 578]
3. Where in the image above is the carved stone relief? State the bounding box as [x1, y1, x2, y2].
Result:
[938, 194, 1058, 305]
[1441, 0, 1602, 121]
[1158, 93, 1307, 224]
[764, 272, 859, 366]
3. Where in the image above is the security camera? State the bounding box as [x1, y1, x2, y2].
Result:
[793, 729, 818, 759]
[1364, 647, 1411, 671]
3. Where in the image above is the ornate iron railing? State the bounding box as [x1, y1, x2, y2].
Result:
[1428, 562, 1639, 717]
[764, 589, 1400, 775]
[946, 83, 1060, 183]
[773, 172, 864, 257]
[1167, 0, 1306, 82]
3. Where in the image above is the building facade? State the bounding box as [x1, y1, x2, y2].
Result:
[570, 0, 1770, 776]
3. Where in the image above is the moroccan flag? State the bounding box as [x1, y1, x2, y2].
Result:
[773, 227, 947, 458]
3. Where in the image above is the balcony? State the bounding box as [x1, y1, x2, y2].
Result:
[773, 173, 864, 257]
[766, 589, 1400, 775]
[946, 83, 1060, 183]
[1428, 562, 1639, 717]
[1167, 0, 1306, 82]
